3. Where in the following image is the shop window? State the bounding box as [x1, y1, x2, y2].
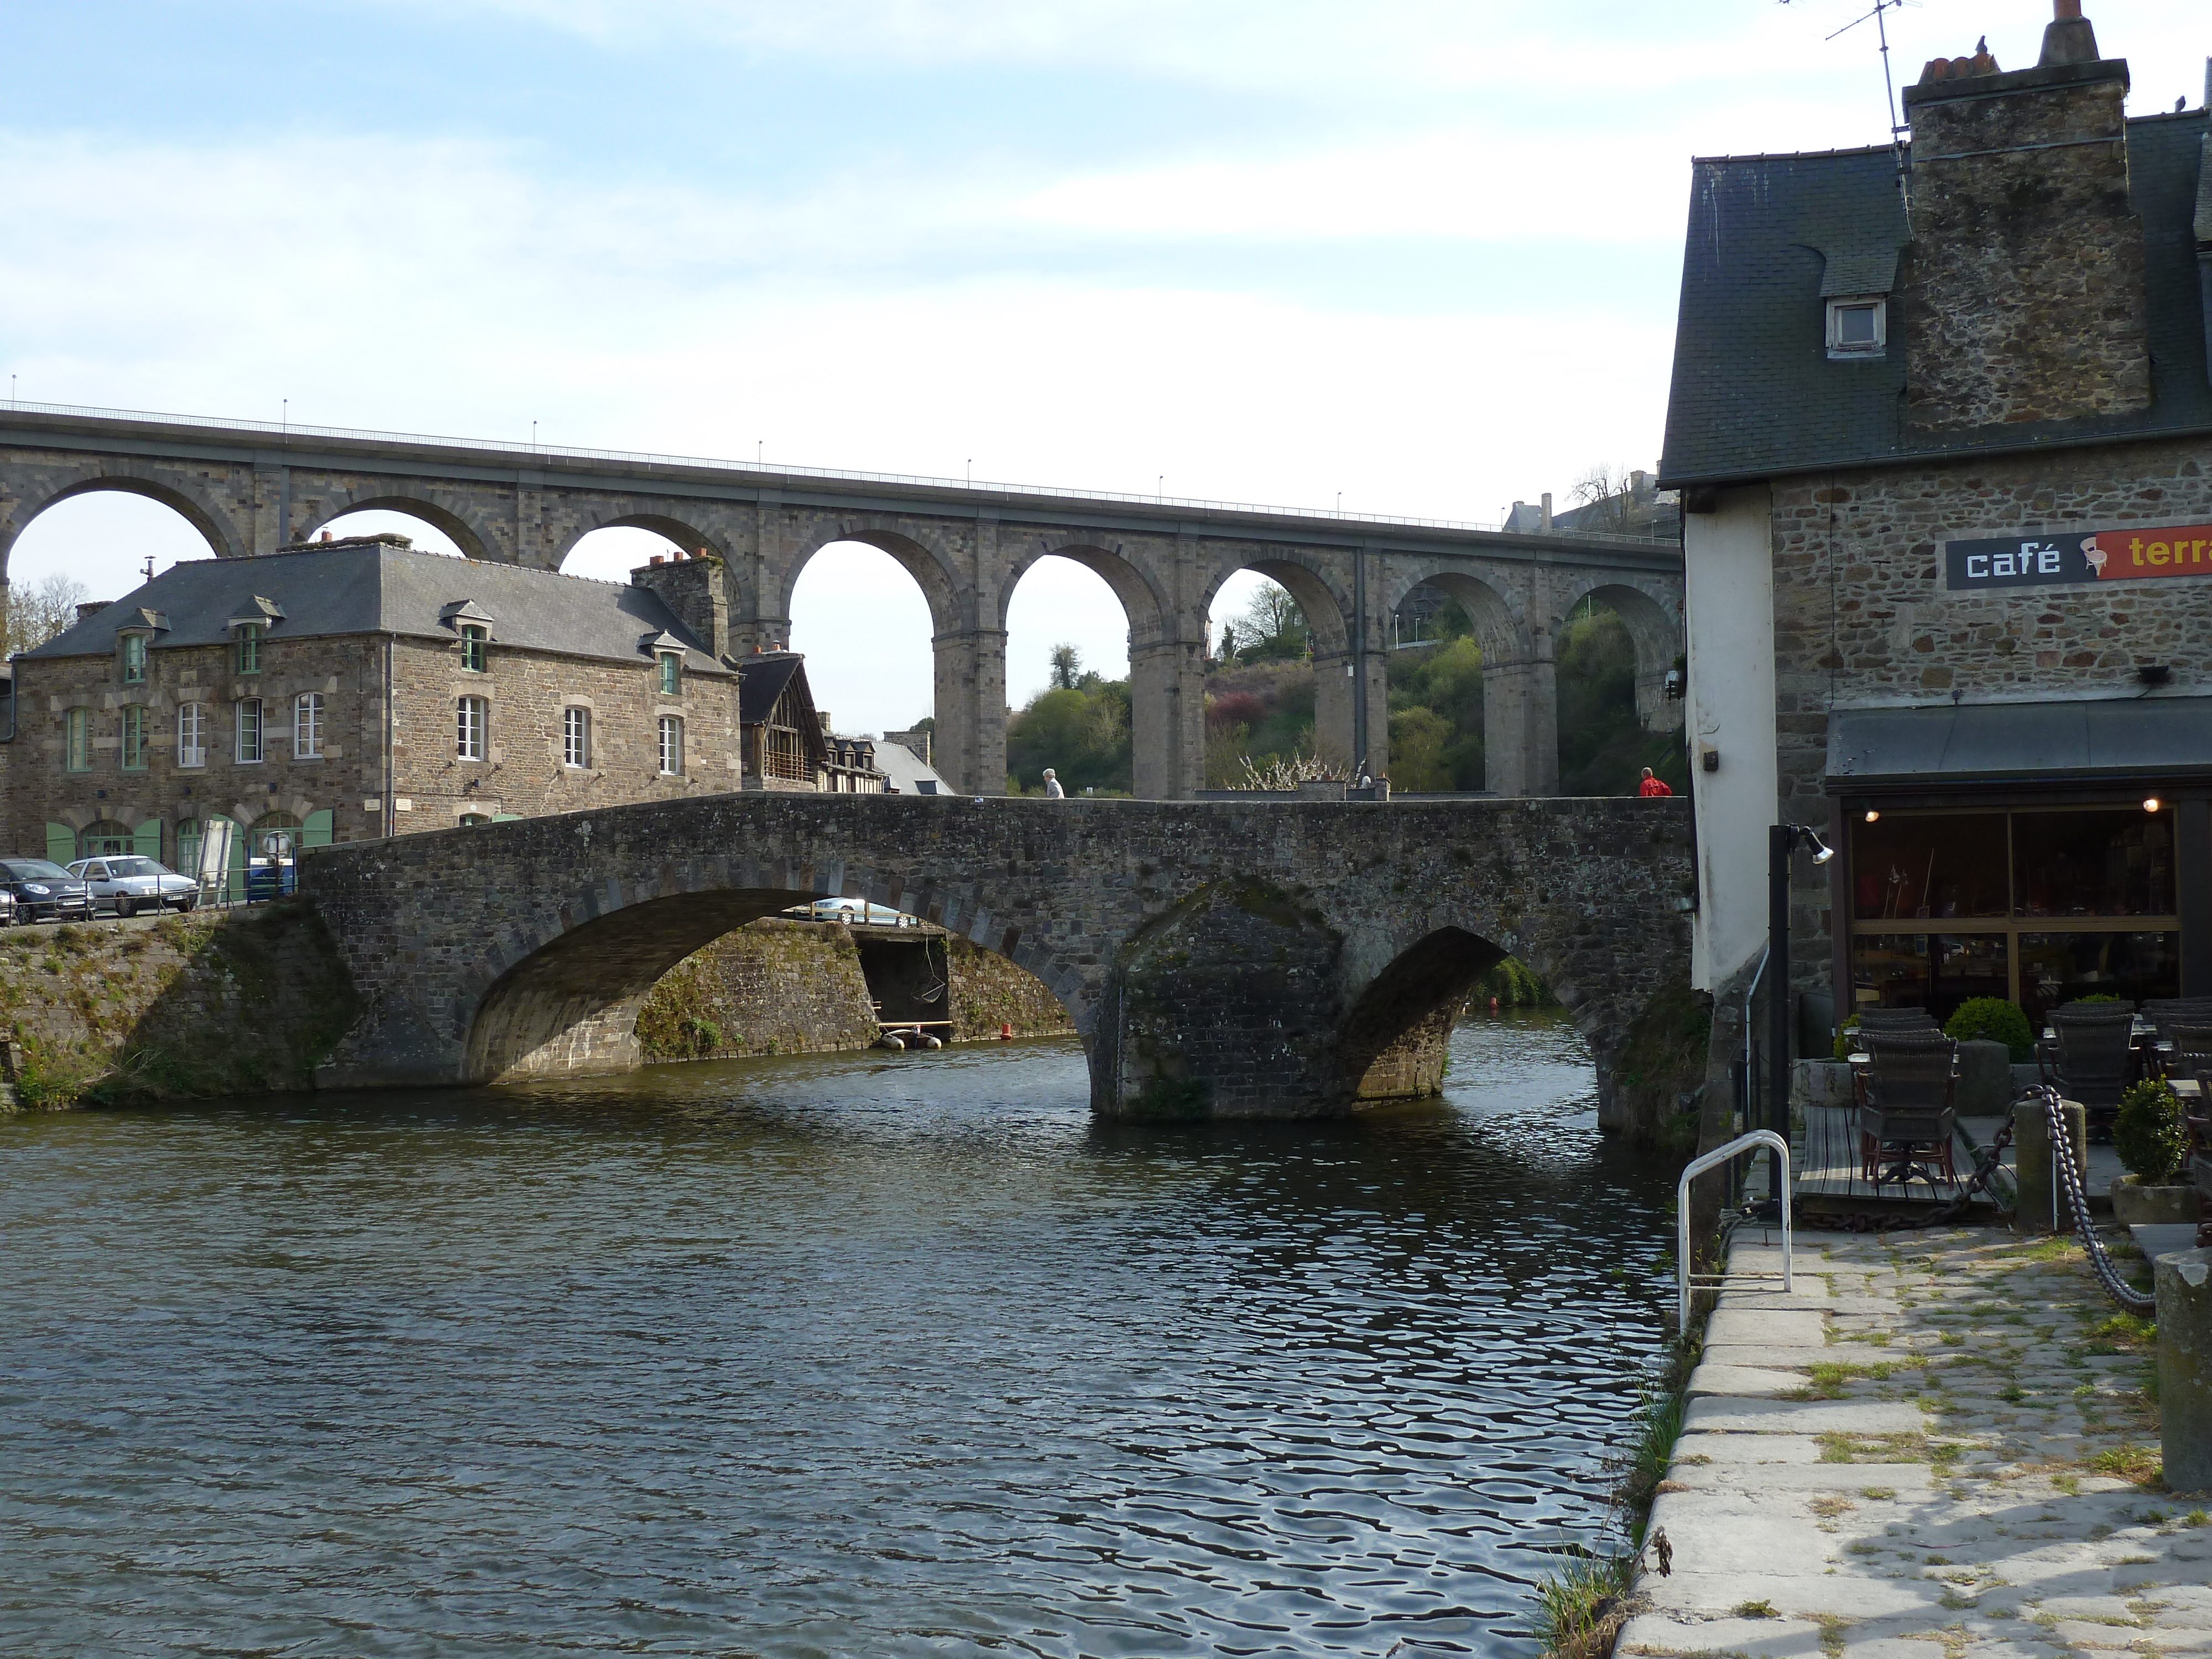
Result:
[178, 702, 207, 768]
[658, 651, 682, 696]
[295, 692, 324, 759]
[563, 705, 590, 769]
[461, 624, 489, 674]
[119, 705, 148, 770]
[120, 634, 148, 684]
[658, 714, 684, 776]
[457, 696, 488, 761]
[236, 623, 263, 676]
[1847, 806, 2180, 1024]
[64, 707, 93, 771]
[236, 698, 263, 764]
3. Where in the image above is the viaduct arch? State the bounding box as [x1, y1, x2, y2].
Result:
[0, 404, 1683, 798]
[304, 792, 1693, 1131]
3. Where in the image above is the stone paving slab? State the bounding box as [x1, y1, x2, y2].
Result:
[1619, 1227, 2196, 1659]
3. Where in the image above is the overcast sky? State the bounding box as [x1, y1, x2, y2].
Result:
[7, 0, 2206, 730]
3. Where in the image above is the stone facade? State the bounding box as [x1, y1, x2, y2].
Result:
[1765, 434, 2212, 999]
[1900, 57, 2150, 430]
[0, 409, 1684, 800]
[299, 792, 1694, 1132]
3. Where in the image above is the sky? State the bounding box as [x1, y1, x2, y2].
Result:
[6, 0, 2208, 731]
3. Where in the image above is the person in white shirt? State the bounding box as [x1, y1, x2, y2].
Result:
[1042, 768, 1065, 799]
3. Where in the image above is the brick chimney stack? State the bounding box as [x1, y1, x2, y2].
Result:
[1897, 0, 2148, 429]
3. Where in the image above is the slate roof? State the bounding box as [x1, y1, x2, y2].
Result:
[25, 540, 727, 674]
[872, 740, 948, 796]
[1660, 109, 2212, 487]
[736, 653, 807, 724]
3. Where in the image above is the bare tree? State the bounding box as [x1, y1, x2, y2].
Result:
[1237, 579, 1308, 658]
[1569, 462, 1636, 534]
[7, 572, 88, 659]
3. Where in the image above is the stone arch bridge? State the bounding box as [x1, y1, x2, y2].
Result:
[305, 793, 1693, 1128]
[0, 404, 1683, 799]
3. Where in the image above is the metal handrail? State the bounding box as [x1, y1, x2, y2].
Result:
[1678, 1130, 1793, 1329]
[0, 397, 1682, 545]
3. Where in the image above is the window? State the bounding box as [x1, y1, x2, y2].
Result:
[121, 634, 148, 684]
[658, 714, 684, 776]
[236, 623, 263, 675]
[1846, 805, 2179, 1025]
[658, 651, 682, 696]
[64, 707, 93, 771]
[176, 820, 203, 877]
[562, 705, 591, 769]
[120, 705, 147, 770]
[459, 813, 491, 827]
[457, 696, 488, 761]
[236, 698, 263, 764]
[294, 692, 324, 759]
[460, 624, 488, 674]
[178, 702, 207, 768]
[1826, 295, 1886, 358]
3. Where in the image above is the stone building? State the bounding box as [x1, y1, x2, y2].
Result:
[1, 533, 863, 881]
[1661, 3, 2212, 1043]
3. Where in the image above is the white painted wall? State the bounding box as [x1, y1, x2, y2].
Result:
[1685, 484, 1777, 992]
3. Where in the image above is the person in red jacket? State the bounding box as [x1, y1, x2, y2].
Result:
[1639, 766, 1673, 798]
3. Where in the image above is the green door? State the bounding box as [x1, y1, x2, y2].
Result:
[302, 810, 333, 848]
[45, 823, 76, 866]
[133, 820, 162, 859]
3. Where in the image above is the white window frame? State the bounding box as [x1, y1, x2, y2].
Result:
[562, 705, 591, 769]
[658, 714, 684, 777]
[294, 692, 325, 759]
[178, 702, 207, 769]
[457, 695, 488, 761]
[236, 698, 264, 765]
[1825, 295, 1887, 358]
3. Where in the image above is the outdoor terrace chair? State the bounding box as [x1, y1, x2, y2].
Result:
[1858, 1031, 1960, 1192]
[2144, 998, 2212, 1042]
[1856, 1007, 1939, 1034]
[2038, 1006, 2136, 1133]
[2055, 998, 2136, 1017]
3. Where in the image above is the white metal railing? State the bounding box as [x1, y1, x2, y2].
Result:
[0, 397, 1681, 546]
[1677, 1130, 1793, 1329]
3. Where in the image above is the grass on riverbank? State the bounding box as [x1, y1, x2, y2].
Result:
[1533, 1322, 1702, 1659]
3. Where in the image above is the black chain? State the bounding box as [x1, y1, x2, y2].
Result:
[1797, 1108, 2017, 1233]
[2032, 1084, 2157, 1316]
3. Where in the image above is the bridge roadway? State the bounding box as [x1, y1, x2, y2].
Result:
[304, 791, 1693, 1128]
[0, 403, 1684, 800]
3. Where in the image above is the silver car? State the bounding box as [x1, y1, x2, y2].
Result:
[67, 855, 200, 917]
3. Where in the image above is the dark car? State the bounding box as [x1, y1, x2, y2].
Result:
[0, 858, 95, 922]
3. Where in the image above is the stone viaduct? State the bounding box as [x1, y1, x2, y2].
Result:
[0, 404, 1684, 798]
[303, 792, 1694, 1129]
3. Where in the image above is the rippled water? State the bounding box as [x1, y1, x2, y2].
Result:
[0, 1014, 1672, 1658]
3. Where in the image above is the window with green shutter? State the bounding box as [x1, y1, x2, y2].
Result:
[237, 623, 262, 675]
[121, 634, 148, 684]
[120, 705, 148, 770]
[658, 651, 682, 696]
[64, 708, 93, 771]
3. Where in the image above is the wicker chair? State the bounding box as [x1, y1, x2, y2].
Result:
[1858, 1031, 1960, 1191]
[2144, 998, 2212, 1042]
[1857, 1007, 1939, 1034]
[2038, 1005, 2136, 1132]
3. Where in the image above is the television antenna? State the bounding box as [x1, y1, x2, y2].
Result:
[1784, 0, 1918, 207]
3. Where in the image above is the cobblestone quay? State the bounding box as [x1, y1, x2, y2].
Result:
[301, 793, 1692, 1124]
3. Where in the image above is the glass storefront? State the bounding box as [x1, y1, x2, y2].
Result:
[1848, 805, 2179, 1024]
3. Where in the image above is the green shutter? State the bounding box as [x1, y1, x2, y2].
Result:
[491, 812, 522, 822]
[46, 823, 77, 865]
[133, 819, 162, 859]
[302, 810, 334, 848]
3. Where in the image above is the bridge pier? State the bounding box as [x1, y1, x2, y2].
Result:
[1128, 638, 1207, 800]
[931, 628, 1008, 795]
[1483, 648, 1559, 798]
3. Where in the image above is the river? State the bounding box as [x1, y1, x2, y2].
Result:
[0, 1012, 1672, 1658]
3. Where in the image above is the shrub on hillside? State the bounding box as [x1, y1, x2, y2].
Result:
[1943, 997, 2033, 1062]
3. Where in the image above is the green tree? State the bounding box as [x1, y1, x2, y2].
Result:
[1006, 679, 1131, 794]
[1234, 579, 1309, 664]
[1048, 643, 1081, 691]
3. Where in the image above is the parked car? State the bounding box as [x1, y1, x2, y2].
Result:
[0, 858, 94, 922]
[67, 855, 200, 917]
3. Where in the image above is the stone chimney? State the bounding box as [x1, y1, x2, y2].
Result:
[1898, 1, 2148, 429]
[629, 552, 731, 662]
[76, 601, 112, 623]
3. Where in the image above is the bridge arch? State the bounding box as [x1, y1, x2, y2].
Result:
[455, 855, 1095, 1086]
[299, 488, 506, 562]
[1381, 565, 1553, 796]
[1555, 576, 1686, 735]
[3, 467, 248, 570]
[776, 524, 967, 637]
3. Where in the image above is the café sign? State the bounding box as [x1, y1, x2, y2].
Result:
[1943, 521, 2212, 591]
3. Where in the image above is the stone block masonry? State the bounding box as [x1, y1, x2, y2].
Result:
[302, 792, 1695, 1131]
[0, 904, 360, 1107]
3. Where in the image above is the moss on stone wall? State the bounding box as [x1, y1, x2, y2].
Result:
[1608, 969, 1712, 1153]
[634, 919, 1073, 1062]
[0, 901, 361, 1109]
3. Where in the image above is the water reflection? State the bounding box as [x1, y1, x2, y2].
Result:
[0, 1011, 1670, 1657]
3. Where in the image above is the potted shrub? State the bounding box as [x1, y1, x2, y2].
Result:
[1942, 997, 2033, 1063]
[2111, 1077, 2196, 1225]
[1943, 998, 2034, 1114]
